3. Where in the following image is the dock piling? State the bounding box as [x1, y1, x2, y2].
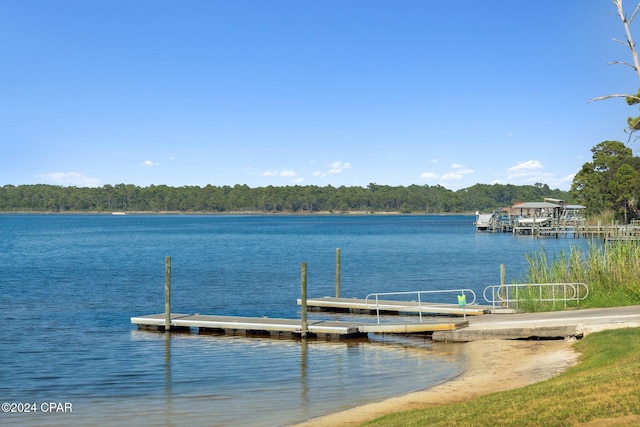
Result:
[165, 256, 171, 332]
[335, 248, 341, 298]
[301, 262, 308, 339]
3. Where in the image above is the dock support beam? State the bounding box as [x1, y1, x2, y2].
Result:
[335, 248, 341, 298]
[165, 256, 171, 333]
[301, 262, 308, 339]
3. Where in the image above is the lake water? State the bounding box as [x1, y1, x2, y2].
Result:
[0, 214, 590, 426]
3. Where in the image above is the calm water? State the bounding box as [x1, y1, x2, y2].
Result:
[0, 214, 589, 426]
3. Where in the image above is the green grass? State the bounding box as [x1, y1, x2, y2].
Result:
[364, 328, 640, 427]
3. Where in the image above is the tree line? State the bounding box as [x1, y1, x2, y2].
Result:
[0, 182, 570, 214]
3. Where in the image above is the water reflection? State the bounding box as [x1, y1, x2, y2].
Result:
[164, 333, 174, 427]
[129, 330, 464, 426]
[300, 338, 309, 420]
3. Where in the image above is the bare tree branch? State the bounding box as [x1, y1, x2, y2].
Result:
[590, 94, 640, 102]
[613, 0, 640, 80]
[594, 1, 640, 109]
[629, 0, 640, 23]
[608, 60, 638, 68]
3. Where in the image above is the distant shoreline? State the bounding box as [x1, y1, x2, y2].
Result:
[0, 210, 473, 216]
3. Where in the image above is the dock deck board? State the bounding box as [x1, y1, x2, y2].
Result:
[131, 313, 468, 339]
[298, 297, 490, 316]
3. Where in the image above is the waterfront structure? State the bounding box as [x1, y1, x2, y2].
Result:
[476, 199, 589, 236]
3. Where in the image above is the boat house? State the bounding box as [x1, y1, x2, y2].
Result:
[475, 199, 586, 235]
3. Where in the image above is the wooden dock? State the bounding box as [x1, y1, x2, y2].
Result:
[510, 223, 640, 239]
[131, 313, 469, 340]
[298, 297, 491, 316]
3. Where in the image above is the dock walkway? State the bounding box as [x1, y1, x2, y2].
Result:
[509, 223, 640, 239]
[131, 313, 469, 339]
[299, 296, 491, 316]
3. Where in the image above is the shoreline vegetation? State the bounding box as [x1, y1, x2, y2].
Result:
[0, 182, 569, 214]
[0, 210, 467, 215]
[298, 237, 640, 426]
[297, 328, 640, 427]
[519, 241, 640, 310]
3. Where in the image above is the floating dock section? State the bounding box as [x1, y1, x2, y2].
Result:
[299, 296, 491, 316]
[131, 313, 469, 340]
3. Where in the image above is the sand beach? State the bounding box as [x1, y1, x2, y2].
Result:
[294, 339, 579, 426]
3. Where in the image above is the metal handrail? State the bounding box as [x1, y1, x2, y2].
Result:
[483, 282, 589, 310]
[364, 289, 477, 324]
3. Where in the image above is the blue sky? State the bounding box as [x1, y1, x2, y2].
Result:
[1, 1, 638, 191]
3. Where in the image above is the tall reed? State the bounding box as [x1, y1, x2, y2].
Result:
[519, 240, 640, 310]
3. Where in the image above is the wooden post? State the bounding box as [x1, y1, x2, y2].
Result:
[335, 248, 341, 298]
[500, 263, 506, 307]
[165, 256, 171, 333]
[301, 262, 308, 339]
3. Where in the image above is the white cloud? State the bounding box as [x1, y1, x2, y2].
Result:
[314, 160, 352, 178]
[440, 172, 464, 181]
[262, 169, 297, 178]
[39, 172, 100, 187]
[502, 160, 572, 187]
[280, 169, 296, 177]
[328, 161, 352, 174]
[507, 160, 543, 174]
[451, 164, 474, 174]
[419, 163, 474, 184]
[140, 160, 159, 167]
[506, 161, 545, 182]
[419, 172, 438, 180]
[440, 164, 474, 181]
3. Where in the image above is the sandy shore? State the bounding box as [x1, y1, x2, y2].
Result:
[293, 338, 579, 427]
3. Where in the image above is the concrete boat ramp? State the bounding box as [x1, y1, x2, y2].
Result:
[432, 305, 640, 342]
